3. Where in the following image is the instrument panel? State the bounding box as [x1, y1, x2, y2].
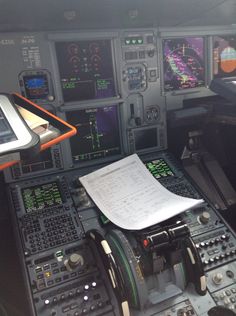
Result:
[7, 150, 236, 316]
[2, 27, 236, 182]
[2, 24, 236, 316]
[163, 37, 205, 91]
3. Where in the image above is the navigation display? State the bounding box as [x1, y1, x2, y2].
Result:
[163, 37, 205, 91]
[66, 105, 121, 162]
[22, 182, 63, 213]
[55, 40, 116, 102]
[213, 35, 236, 78]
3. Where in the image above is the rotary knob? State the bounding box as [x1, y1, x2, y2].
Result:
[212, 272, 223, 285]
[199, 211, 210, 224]
[177, 309, 187, 316]
[64, 253, 84, 271]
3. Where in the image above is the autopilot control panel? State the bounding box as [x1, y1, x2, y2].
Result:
[1, 25, 236, 316]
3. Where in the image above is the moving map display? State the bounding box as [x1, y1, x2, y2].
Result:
[163, 37, 205, 91]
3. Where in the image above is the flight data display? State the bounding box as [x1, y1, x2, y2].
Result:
[66, 105, 121, 162]
[145, 158, 175, 179]
[22, 182, 63, 213]
[163, 37, 205, 91]
[55, 40, 116, 102]
[23, 74, 49, 100]
[213, 35, 236, 78]
[18, 149, 53, 174]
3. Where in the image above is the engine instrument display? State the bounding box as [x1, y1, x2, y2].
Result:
[213, 35, 236, 78]
[163, 37, 205, 91]
[22, 182, 63, 213]
[66, 105, 121, 162]
[55, 40, 116, 103]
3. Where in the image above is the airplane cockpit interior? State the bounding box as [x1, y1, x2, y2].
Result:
[2, 0, 236, 315]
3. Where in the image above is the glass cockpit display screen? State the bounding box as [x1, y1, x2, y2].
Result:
[23, 74, 49, 100]
[163, 37, 205, 91]
[213, 35, 236, 78]
[0, 108, 17, 144]
[55, 40, 116, 103]
[18, 148, 53, 174]
[66, 105, 121, 162]
[21, 182, 63, 213]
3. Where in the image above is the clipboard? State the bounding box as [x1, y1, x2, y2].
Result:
[0, 93, 77, 170]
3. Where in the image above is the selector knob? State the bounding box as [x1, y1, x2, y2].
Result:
[199, 211, 211, 224]
[64, 253, 84, 271]
[212, 272, 223, 285]
[177, 309, 187, 316]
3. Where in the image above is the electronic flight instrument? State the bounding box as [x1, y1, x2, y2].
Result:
[1, 25, 236, 316]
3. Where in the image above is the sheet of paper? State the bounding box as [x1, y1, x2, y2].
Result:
[79, 154, 204, 230]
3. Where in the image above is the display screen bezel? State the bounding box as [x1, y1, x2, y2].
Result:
[65, 104, 123, 165]
[212, 34, 236, 79]
[54, 38, 118, 104]
[21, 181, 63, 213]
[162, 36, 206, 92]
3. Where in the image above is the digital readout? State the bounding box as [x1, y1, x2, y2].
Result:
[22, 182, 63, 213]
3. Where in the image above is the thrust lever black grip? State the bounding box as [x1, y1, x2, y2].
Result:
[183, 236, 207, 296]
[86, 229, 130, 316]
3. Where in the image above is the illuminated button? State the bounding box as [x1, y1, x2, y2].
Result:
[83, 295, 89, 302]
[220, 254, 225, 260]
[45, 271, 52, 278]
[62, 306, 70, 313]
[209, 258, 215, 264]
[90, 305, 96, 311]
[52, 297, 58, 304]
[84, 284, 89, 291]
[91, 282, 97, 288]
[44, 299, 50, 306]
[35, 267, 42, 273]
[70, 303, 78, 310]
[82, 308, 88, 314]
[43, 264, 50, 270]
[60, 294, 66, 301]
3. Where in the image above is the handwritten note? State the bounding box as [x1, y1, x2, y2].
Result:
[79, 154, 203, 230]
